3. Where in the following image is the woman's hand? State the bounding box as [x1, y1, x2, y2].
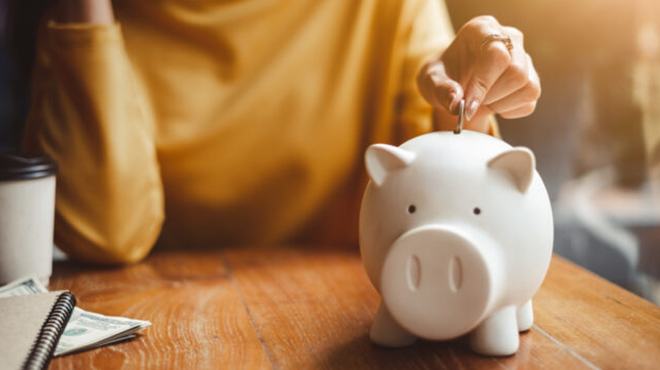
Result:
[417, 16, 541, 132]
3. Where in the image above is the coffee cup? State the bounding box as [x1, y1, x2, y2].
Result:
[0, 154, 56, 286]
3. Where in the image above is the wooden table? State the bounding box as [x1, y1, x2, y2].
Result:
[50, 247, 660, 370]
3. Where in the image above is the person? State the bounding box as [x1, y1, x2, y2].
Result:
[10, 0, 540, 264]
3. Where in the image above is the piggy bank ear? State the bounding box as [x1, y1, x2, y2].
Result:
[365, 144, 416, 186]
[487, 147, 536, 193]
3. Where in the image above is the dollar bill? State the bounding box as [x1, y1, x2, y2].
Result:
[0, 276, 44, 296]
[0, 276, 151, 356]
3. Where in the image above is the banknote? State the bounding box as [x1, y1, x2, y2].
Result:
[0, 276, 44, 296]
[0, 276, 150, 356]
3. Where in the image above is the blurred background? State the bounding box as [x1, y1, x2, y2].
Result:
[1, 0, 659, 303]
[448, 0, 660, 303]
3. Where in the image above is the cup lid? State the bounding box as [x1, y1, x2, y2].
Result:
[0, 153, 56, 181]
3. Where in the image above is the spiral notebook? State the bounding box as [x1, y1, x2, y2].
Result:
[0, 291, 76, 370]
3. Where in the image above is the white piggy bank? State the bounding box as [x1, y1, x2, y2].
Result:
[359, 130, 553, 356]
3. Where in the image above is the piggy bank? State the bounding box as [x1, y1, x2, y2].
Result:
[359, 130, 553, 356]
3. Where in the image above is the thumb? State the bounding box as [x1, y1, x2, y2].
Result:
[417, 61, 463, 114]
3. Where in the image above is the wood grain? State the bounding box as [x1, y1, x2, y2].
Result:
[48, 247, 660, 370]
[534, 257, 660, 370]
[50, 250, 271, 369]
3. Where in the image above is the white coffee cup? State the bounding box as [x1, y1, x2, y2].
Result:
[0, 154, 56, 286]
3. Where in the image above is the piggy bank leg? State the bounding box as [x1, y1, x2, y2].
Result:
[369, 301, 417, 347]
[516, 300, 533, 332]
[469, 306, 518, 356]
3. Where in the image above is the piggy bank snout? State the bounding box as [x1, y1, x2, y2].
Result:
[380, 225, 497, 341]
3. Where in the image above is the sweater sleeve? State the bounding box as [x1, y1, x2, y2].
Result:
[23, 22, 164, 264]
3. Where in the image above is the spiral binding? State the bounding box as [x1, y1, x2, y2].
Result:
[22, 292, 76, 370]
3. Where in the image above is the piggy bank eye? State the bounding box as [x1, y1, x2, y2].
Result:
[408, 205, 416, 214]
[473, 207, 481, 215]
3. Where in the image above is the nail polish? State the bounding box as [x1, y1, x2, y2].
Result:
[466, 98, 479, 120]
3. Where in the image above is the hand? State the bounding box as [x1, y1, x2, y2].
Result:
[417, 16, 541, 132]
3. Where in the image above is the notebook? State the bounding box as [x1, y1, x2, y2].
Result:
[0, 291, 76, 370]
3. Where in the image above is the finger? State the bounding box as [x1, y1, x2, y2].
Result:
[487, 60, 541, 113]
[417, 61, 464, 113]
[465, 105, 494, 132]
[498, 102, 537, 119]
[464, 42, 510, 119]
[483, 28, 528, 105]
[463, 18, 512, 120]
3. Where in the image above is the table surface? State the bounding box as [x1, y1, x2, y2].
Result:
[49, 247, 660, 370]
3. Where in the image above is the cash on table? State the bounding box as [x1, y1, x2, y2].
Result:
[0, 277, 151, 356]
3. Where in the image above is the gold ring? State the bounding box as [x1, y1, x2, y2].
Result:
[481, 34, 513, 54]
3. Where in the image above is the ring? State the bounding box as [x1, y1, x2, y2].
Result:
[481, 34, 513, 55]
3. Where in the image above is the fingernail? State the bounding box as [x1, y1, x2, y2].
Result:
[466, 98, 479, 120]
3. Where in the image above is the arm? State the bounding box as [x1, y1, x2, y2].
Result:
[23, 1, 164, 264]
[394, 0, 453, 141]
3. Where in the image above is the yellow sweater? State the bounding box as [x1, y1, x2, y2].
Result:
[24, 0, 455, 264]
